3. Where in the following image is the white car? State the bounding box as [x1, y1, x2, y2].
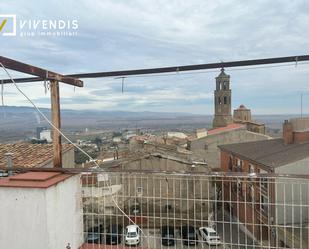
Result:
[125, 225, 140, 246]
[199, 227, 221, 245]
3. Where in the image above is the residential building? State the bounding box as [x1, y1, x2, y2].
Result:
[40, 129, 52, 142]
[81, 173, 122, 231]
[195, 128, 208, 139]
[0, 143, 75, 169]
[36, 126, 46, 139]
[112, 136, 122, 143]
[219, 118, 309, 247]
[188, 124, 271, 169]
[167, 131, 187, 139]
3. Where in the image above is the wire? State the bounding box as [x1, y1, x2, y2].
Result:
[0, 62, 146, 238]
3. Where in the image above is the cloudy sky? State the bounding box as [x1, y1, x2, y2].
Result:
[0, 0, 309, 114]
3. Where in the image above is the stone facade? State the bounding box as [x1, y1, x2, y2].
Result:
[213, 68, 233, 128]
[233, 104, 266, 134]
[188, 127, 271, 169]
[233, 104, 252, 121]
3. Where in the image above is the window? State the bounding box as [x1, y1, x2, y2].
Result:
[261, 178, 268, 190]
[249, 164, 254, 173]
[218, 97, 222, 104]
[261, 195, 269, 213]
[137, 187, 143, 195]
[248, 184, 254, 201]
[164, 204, 172, 212]
[228, 156, 233, 171]
[237, 179, 243, 196]
[236, 159, 243, 172]
[224, 96, 227, 104]
[223, 82, 227, 90]
[102, 187, 111, 195]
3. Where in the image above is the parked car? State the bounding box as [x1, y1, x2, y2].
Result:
[180, 226, 198, 246]
[130, 205, 141, 215]
[161, 226, 175, 246]
[125, 225, 140, 246]
[106, 224, 122, 245]
[86, 226, 103, 244]
[199, 227, 221, 245]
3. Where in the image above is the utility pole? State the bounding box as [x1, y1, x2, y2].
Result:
[301, 93, 303, 118]
[50, 80, 62, 168]
[0, 56, 83, 168]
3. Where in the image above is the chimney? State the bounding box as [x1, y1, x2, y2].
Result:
[283, 120, 293, 145]
[4, 153, 13, 176]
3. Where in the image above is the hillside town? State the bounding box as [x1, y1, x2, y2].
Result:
[1, 67, 308, 249]
[1, 1, 309, 249]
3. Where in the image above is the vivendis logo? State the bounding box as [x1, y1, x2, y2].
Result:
[0, 14, 79, 37]
[0, 15, 16, 36]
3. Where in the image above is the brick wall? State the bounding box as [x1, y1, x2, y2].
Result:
[220, 149, 270, 240]
[294, 130, 309, 144]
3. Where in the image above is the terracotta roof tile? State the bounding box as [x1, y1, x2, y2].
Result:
[208, 124, 244, 135]
[0, 172, 74, 188]
[0, 143, 74, 168]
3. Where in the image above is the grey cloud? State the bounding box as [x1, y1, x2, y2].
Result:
[0, 0, 309, 114]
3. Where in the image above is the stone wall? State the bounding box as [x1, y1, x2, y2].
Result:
[189, 129, 271, 169]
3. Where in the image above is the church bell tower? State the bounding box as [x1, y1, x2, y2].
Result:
[212, 68, 233, 128]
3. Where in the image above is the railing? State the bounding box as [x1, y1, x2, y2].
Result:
[79, 170, 309, 249]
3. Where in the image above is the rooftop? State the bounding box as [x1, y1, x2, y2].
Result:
[0, 171, 74, 188]
[219, 138, 309, 168]
[235, 104, 250, 110]
[234, 119, 265, 126]
[208, 123, 244, 135]
[0, 143, 74, 168]
[187, 123, 245, 141]
[217, 68, 229, 78]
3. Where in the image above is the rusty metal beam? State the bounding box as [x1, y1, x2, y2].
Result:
[0, 56, 83, 87]
[50, 80, 62, 168]
[1, 54, 309, 84]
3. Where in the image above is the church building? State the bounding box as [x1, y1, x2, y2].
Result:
[212, 68, 233, 128]
[212, 69, 265, 134]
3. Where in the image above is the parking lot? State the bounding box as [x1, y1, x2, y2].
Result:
[84, 227, 226, 249]
[138, 228, 225, 249]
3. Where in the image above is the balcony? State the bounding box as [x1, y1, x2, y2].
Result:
[0, 168, 308, 249]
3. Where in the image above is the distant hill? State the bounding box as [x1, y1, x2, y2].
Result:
[0, 106, 307, 142]
[0, 105, 211, 132]
[0, 105, 203, 121]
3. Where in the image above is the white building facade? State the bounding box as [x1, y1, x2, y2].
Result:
[0, 172, 83, 249]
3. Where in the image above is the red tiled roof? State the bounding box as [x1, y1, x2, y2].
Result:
[208, 124, 244, 135]
[0, 172, 74, 188]
[0, 143, 74, 168]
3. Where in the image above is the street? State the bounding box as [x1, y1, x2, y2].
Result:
[215, 210, 263, 249]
